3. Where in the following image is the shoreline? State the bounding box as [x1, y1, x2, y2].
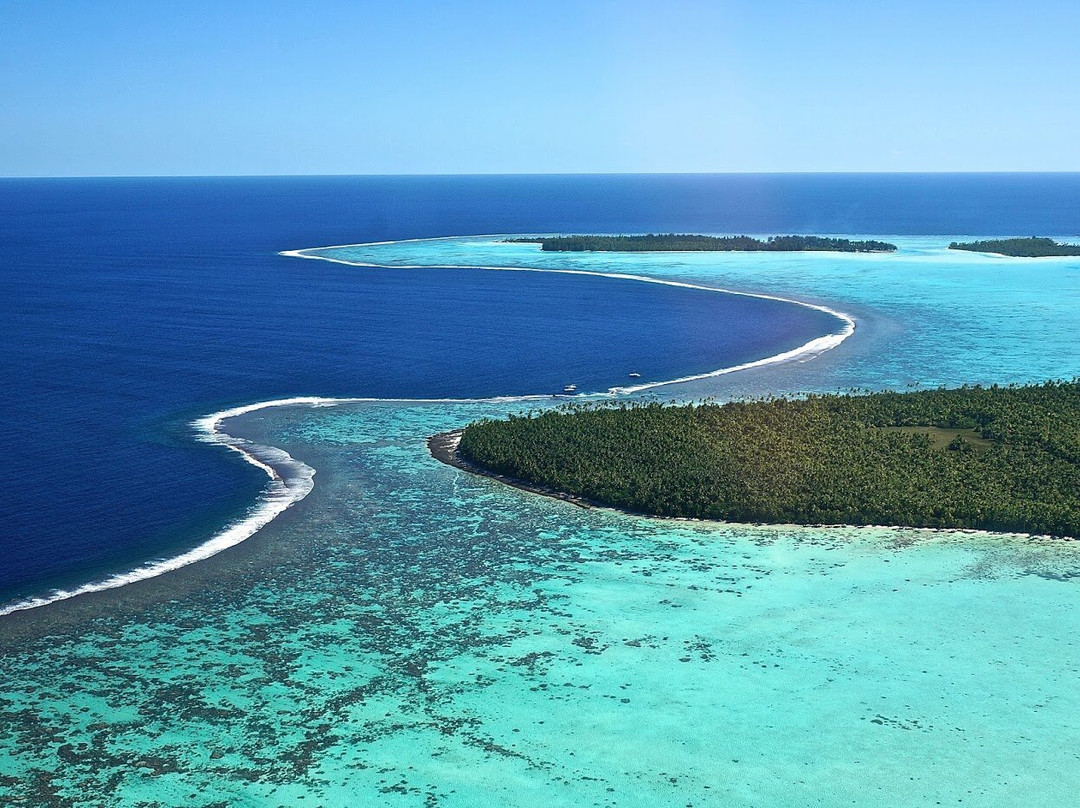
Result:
[428, 430, 600, 512]
[430, 428, 1070, 542]
[951, 249, 1080, 259]
[0, 236, 860, 617]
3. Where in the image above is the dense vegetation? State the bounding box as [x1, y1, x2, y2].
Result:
[505, 234, 897, 253]
[948, 237, 1080, 257]
[458, 382, 1080, 537]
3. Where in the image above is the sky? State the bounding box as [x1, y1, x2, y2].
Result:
[1, 0, 1078, 176]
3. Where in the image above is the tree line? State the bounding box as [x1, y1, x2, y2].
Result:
[504, 234, 898, 253]
[458, 381, 1080, 537]
[948, 237, 1080, 257]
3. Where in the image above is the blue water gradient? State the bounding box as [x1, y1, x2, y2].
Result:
[15, 173, 1075, 603]
[2, 175, 1080, 805]
[0, 177, 855, 602]
[2, 396, 1078, 805]
[311, 234, 1080, 392]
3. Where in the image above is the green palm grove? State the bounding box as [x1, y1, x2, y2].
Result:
[504, 234, 898, 253]
[948, 237, 1080, 257]
[458, 382, 1080, 537]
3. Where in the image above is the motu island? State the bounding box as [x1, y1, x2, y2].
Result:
[445, 382, 1080, 537]
[948, 237, 1080, 257]
[505, 234, 898, 252]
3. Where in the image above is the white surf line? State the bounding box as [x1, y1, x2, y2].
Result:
[0, 399, 322, 616]
[280, 236, 857, 393]
[0, 393, 571, 617]
[0, 239, 857, 617]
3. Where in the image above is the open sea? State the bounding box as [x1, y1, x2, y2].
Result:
[1, 174, 1080, 806]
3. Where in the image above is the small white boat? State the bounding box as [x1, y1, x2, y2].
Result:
[628, 372, 641, 378]
[562, 384, 578, 393]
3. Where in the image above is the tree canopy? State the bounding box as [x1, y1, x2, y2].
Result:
[458, 382, 1080, 537]
[948, 237, 1080, 257]
[504, 234, 897, 253]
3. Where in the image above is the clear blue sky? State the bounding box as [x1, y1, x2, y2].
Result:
[2, 0, 1077, 176]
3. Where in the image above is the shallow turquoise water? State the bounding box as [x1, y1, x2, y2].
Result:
[2, 240, 1079, 806]
[311, 236, 1080, 394]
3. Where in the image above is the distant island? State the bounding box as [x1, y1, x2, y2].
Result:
[505, 234, 898, 253]
[948, 237, 1080, 257]
[438, 382, 1080, 538]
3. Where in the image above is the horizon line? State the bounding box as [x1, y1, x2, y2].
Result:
[3, 170, 1080, 181]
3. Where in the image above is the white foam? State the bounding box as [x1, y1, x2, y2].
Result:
[283, 236, 857, 397]
[1, 238, 857, 616]
[0, 398, 327, 617]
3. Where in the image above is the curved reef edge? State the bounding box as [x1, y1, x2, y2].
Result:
[0, 397, 327, 617]
[281, 236, 857, 396]
[0, 237, 859, 617]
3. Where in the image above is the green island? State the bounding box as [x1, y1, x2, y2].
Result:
[453, 381, 1080, 537]
[948, 237, 1080, 257]
[505, 234, 897, 253]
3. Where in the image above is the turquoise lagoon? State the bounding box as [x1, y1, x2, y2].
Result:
[2, 237, 1080, 806]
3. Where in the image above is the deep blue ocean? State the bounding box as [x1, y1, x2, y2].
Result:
[2, 174, 1078, 606]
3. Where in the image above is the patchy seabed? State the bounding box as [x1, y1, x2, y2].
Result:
[2, 399, 1079, 806]
[3, 236, 1080, 806]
